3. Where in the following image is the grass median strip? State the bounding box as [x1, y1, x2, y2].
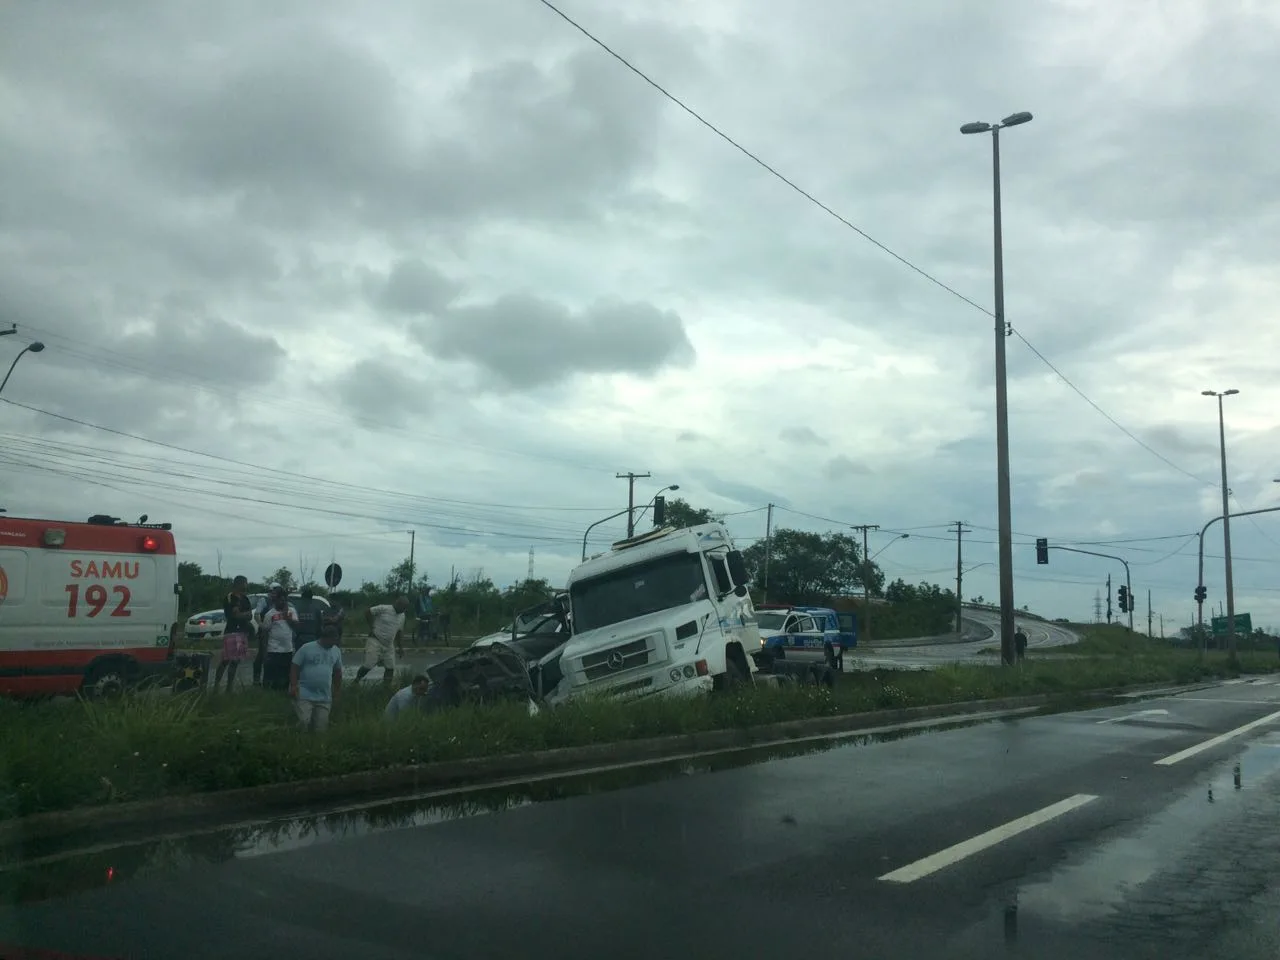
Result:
[2, 642, 1276, 821]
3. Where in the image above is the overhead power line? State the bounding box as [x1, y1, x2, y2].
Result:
[535, 0, 1212, 489]
[0, 408, 615, 514]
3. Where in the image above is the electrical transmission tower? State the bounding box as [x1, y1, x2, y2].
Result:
[527, 547, 535, 582]
[1093, 590, 1103, 624]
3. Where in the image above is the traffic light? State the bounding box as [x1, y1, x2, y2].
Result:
[652, 496, 666, 527]
[1117, 585, 1129, 614]
[1035, 537, 1049, 564]
[1194, 584, 1207, 604]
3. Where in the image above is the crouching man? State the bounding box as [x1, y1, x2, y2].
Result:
[384, 674, 430, 721]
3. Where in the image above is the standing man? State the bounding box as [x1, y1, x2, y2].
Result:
[259, 591, 299, 690]
[252, 583, 285, 685]
[414, 587, 434, 643]
[290, 624, 343, 732]
[293, 585, 326, 651]
[1014, 628, 1028, 662]
[357, 596, 408, 685]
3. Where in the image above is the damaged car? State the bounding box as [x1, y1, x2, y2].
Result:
[424, 595, 571, 711]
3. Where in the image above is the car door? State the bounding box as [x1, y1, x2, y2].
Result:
[837, 611, 857, 648]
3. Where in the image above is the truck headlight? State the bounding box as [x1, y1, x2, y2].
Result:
[670, 668, 683, 683]
[683, 664, 697, 679]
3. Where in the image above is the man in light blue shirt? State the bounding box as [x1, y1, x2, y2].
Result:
[290, 625, 343, 732]
[384, 674, 430, 720]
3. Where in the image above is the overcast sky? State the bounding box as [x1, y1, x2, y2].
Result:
[2, 0, 1278, 630]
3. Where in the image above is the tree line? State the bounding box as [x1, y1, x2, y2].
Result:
[176, 497, 961, 641]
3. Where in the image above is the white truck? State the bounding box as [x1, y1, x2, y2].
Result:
[552, 522, 761, 703]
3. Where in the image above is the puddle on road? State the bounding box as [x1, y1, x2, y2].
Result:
[1, 714, 998, 903]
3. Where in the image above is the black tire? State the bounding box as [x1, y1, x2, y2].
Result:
[84, 660, 130, 700]
[716, 650, 749, 692]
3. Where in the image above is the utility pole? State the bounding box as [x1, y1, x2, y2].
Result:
[407, 529, 416, 592]
[616, 472, 651, 538]
[763, 503, 774, 603]
[1147, 589, 1153, 638]
[851, 524, 880, 644]
[1160, 614, 1165, 639]
[950, 521, 971, 635]
[1106, 574, 1112, 624]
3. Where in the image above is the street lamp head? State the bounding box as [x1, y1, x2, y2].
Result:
[1000, 111, 1034, 127]
[960, 121, 992, 135]
[1201, 390, 1218, 397]
[667, 484, 680, 492]
[27, 341, 45, 354]
[898, 533, 910, 540]
[1223, 388, 1240, 396]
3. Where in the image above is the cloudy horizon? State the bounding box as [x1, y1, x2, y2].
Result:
[2, 0, 1278, 630]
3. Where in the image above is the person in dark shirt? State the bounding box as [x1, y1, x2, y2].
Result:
[293, 585, 326, 651]
[214, 575, 255, 693]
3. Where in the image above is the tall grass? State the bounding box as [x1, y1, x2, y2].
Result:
[1, 645, 1273, 819]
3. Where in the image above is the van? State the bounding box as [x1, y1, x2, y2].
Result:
[0, 514, 181, 697]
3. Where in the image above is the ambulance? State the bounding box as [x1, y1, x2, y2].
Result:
[0, 513, 181, 698]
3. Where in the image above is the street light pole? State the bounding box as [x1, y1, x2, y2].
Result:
[581, 484, 678, 561]
[0, 341, 46, 396]
[962, 110, 1033, 667]
[1203, 388, 1239, 660]
[870, 533, 909, 561]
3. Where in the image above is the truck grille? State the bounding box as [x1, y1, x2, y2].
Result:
[581, 637, 650, 681]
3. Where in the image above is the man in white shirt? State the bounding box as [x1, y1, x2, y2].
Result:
[357, 596, 408, 685]
[259, 592, 299, 691]
[383, 674, 430, 720]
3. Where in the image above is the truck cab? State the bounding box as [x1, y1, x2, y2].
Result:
[554, 522, 758, 703]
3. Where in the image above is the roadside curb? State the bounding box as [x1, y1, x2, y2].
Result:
[0, 679, 1215, 846]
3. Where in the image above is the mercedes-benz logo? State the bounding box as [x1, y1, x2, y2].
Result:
[606, 650, 625, 671]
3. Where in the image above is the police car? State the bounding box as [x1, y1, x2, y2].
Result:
[754, 604, 857, 668]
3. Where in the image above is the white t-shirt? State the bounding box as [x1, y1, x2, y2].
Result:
[261, 604, 299, 653]
[369, 604, 405, 644]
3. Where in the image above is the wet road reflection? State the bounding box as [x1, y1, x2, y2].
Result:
[1, 715, 993, 904]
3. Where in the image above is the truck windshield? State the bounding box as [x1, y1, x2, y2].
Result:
[571, 551, 708, 633]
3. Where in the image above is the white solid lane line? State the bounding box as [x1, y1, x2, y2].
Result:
[878, 794, 1099, 884]
[1154, 709, 1280, 766]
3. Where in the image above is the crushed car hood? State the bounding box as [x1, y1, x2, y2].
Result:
[425, 638, 564, 709]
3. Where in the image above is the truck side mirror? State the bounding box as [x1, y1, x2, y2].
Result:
[726, 550, 749, 586]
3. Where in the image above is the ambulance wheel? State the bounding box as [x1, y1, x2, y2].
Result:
[84, 660, 129, 700]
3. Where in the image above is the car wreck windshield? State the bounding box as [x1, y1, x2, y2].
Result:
[570, 550, 708, 634]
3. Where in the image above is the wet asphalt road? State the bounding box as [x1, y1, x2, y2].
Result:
[7, 678, 1280, 958]
[858, 609, 1077, 669]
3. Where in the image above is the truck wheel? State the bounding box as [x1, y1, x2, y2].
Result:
[84, 660, 129, 700]
[715, 652, 749, 693]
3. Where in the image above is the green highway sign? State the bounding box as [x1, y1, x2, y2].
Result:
[1211, 613, 1253, 637]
